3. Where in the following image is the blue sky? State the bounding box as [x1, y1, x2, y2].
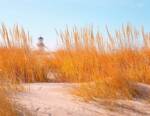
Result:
[0, 0, 149, 49]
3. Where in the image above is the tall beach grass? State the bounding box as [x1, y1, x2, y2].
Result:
[0, 24, 51, 83]
[0, 24, 48, 115]
[50, 24, 150, 99]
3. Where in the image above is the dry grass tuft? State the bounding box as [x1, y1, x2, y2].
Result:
[0, 81, 17, 116]
[0, 79, 33, 116]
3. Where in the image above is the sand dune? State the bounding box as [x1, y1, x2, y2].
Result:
[14, 83, 150, 116]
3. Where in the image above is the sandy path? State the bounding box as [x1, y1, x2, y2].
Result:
[14, 83, 150, 116]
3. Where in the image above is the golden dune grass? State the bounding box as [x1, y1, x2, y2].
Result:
[0, 24, 51, 115]
[0, 24, 42, 115]
[0, 79, 32, 116]
[0, 24, 50, 83]
[0, 80, 18, 116]
[50, 24, 150, 99]
[0, 23, 150, 100]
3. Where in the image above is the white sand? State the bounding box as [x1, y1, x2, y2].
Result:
[14, 83, 150, 116]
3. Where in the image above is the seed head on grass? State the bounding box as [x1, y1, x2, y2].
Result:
[50, 24, 150, 99]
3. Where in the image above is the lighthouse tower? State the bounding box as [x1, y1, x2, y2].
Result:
[37, 36, 45, 51]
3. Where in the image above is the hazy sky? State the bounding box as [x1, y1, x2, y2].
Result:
[0, 0, 149, 49]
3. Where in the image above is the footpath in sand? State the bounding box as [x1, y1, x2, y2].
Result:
[14, 83, 150, 116]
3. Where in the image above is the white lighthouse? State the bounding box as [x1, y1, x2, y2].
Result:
[37, 36, 46, 51]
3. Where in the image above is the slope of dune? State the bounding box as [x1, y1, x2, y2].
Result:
[14, 83, 150, 116]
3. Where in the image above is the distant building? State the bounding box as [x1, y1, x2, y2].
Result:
[37, 36, 46, 51]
